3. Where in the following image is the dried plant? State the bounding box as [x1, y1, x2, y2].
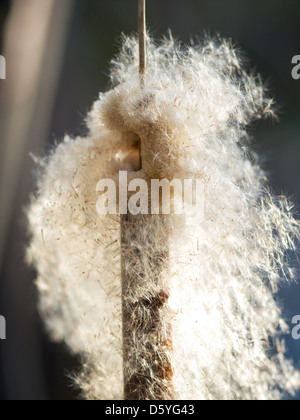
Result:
[27, 35, 300, 400]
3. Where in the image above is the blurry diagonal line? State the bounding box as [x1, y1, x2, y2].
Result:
[0, 0, 74, 272]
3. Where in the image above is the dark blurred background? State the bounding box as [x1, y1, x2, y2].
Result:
[0, 0, 299, 400]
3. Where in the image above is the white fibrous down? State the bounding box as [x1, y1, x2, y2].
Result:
[27, 34, 300, 400]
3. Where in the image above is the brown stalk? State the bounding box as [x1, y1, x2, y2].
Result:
[121, 0, 174, 401]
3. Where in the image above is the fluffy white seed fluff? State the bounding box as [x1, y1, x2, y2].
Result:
[27, 34, 300, 400]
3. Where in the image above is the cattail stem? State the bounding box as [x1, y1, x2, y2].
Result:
[138, 0, 146, 85]
[120, 0, 174, 400]
[121, 213, 173, 400]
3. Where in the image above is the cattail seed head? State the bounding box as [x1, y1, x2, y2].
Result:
[27, 34, 300, 400]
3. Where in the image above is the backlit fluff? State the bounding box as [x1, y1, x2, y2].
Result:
[27, 34, 300, 400]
